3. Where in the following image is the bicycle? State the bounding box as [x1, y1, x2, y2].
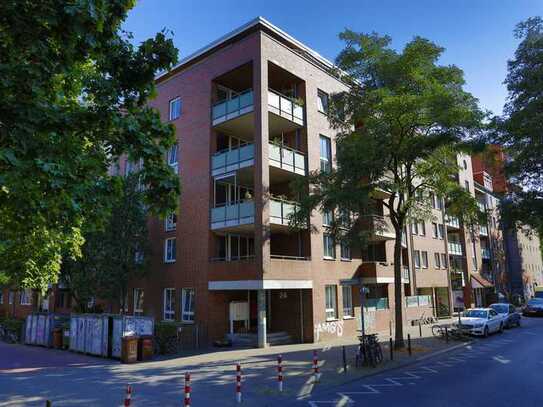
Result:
[356, 333, 383, 368]
[431, 324, 470, 341]
[0, 325, 18, 344]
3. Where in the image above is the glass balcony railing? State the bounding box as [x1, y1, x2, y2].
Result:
[482, 248, 491, 259]
[270, 198, 302, 227]
[211, 144, 254, 176]
[212, 89, 254, 126]
[210, 201, 255, 230]
[268, 89, 304, 126]
[402, 266, 410, 282]
[448, 242, 463, 256]
[365, 298, 389, 310]
[269, 143, 306, 176]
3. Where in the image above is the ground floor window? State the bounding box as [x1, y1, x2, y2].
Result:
[163, 288, 176, 321]
[133, 288, 144, 316]
[325, 285, 338, 320]
[181, 288, 195, 322]
[19, 289, 32, 305]
[342, 285, 353, 317]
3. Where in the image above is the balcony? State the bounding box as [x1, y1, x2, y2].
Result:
[212, 89, 254, 125]
[210, 201, 255, 230]
[359, 262, 409, 284]
[364, 215, 395, 241]
[269, 143, 306, 176]
[448, 242, 463, 256]
[482, 248, 491, 259]
[211, 144, 254, 177]
[268, 89, 304, 133]
[270, 198, 306, 232]
[445, 216, 460, 229]
[479, 225, 489, 237]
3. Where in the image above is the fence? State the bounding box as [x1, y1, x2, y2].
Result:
[24, 313, 68, 347]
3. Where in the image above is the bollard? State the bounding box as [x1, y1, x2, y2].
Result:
[419, 321, 423, 337]
[124, 384, 132, 407]
[312, 350, 321, 383]
[389, 337, 393, 360]
[445, 327, 449, 343]
[184, 373, 191, 406]
[277, 355, 283, 392]
[408, 334, 412, 356]
[236, 363, 242, 403]
[46, 401, 52, 407]
[342, 346, 347, 374]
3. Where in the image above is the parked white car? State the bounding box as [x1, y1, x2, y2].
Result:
[455, 308, 505, 337]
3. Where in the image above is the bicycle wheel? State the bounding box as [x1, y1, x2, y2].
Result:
[431, 325, 443, 338]
[374, 344, 384, 364]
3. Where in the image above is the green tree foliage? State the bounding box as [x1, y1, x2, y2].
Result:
[0, 1, 180, 290]
[62, 174, 150, 312]
[292, 31, 484, 347]
[494, 17, 543, 231]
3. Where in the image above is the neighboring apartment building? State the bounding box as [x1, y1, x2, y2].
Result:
[472, 146, 543, 301]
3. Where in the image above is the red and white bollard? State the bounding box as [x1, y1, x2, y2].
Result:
[312, 350, 321, 383]
[236, 363, 242, 403]
[184, 373, 191, 406]
[124, 384, 132, 406]
[277, 355, 284, 392]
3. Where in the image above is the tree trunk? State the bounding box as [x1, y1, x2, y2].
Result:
[393, 228, 405, 348]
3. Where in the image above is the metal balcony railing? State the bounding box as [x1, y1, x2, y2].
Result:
[445, 216, 460, 228]
[270, 198, 301, 227]
[211, 144, 254, 176]
[269, 143, 306, 175]
[268, 89, 304, 126]
[448, 242, 463, 256]
[212, 89, 254, 125]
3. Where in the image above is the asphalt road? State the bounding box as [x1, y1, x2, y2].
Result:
[301, 316, 543, 407]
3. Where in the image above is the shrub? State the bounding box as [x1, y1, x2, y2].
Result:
[0, 318, 25, 342]
[154, 321, 181, 354]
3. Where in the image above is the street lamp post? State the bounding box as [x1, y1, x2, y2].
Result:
[359, 285, 370, 337]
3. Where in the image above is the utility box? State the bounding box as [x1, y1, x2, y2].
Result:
[137, 336, 154, 361]
[121, 336, 139, 364]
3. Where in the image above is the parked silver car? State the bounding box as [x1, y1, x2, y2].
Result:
[489, 303, 521, 328]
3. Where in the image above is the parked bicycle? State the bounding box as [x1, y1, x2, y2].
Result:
[431, 324, 470, 341]
[0, 325, 18, 344]
[356, 333, 383, 368]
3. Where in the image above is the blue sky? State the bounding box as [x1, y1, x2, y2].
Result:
[123, 0, 542, 115]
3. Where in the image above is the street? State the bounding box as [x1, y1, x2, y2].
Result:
[302, 317, 543, 407]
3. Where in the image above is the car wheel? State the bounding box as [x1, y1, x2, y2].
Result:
[499, 323, 504, 333]
[517, 319, 521, 327]
[483, 326, 489, 337]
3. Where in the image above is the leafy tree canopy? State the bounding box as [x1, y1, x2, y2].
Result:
[291, 31, 485, 347]
[0, 1, 180, 290]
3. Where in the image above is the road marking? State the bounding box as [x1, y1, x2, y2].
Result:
[492, 355, 511, 364]
[308, 394, 354, 406]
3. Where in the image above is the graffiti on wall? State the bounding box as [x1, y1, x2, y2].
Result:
[314, 320, 344, 341]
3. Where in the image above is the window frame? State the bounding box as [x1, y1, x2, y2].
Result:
[441, 253, 448, 268]
[19, 289, 32, 306]
[164, 237, 177, 263]
[432, 222, 438, 238]
[325, 285, 338, 320]
[169, 97, 182, 121]
[323, 233, 336, 260]
[434, 252, 441, 269]
[342, 285, 353, 318]
[421, 251, 429, 269]
[163, 288, 176, 321]
[322, 209, 334, 227]
[319, 135, 332, 173]
[167, 143, 178, 167]
[133, 288, 144, 316]
[181, 288, 195, 323]
[340, 241, 352, 261]
[165, 212, 177, 232]
[317, 89, 329, 113]
[414, 250, 421, 268]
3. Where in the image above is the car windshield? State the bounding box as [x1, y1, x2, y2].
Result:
[464, 310, 488, 318]
[490, 304, 509, 313]
[528, 299, 543, 306]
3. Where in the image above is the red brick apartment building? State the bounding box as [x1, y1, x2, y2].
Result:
[0, 18, 509, 346]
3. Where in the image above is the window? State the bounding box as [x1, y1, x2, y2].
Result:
[8, 291, 14, 305]
[411, 223, 419, 235]
[181, 288, 195, 322]
[322, 209, 334, 227]
[133, 288, 144, 316]
[319, 135, 332, 173]
[163, 288, 175, 321]
[325, 285, 338, 320]
[165, 212, 177, 231]
[421, 251, 429, 268]
[317, 89, 329, 113]
[323, 233, 336, 259]
[465, 180, 470, 191]
[169, 97, 182, 120]
[20, 289, 32, 305]
[435, 253, 441, 269]
[432, 223, 438, 238]
[164, 237, 176, 263]
[134, 250, 144, 264]
[216, 234, 255, 261]
[414, 250, 421, 268]
[340, 241, 351, 260]
[463, 160, 468, 170]
[438, 224, 445, 239]
[419, 222, 426, 236]
[0, 291, 3, 304]
[441, 253, 448, 268]
[342, 286, 353, 318]
[167, 143, 178, 167]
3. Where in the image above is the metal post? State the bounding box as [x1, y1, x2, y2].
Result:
[257, 290, 267, 348]
[342, 346, 347, 374]
[389, 337, 393, 361]
[445, 326, 449, 343]
[360, 286, 366, 337]
[277, 355, 283, 392]
[419, 321, 422, 337]
[46, 401, 52, 407]
[184, 373, 191, 406]
[408, 334, 412, 356]
[236, 363, 242, 403]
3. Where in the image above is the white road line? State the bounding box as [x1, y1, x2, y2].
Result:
[492, 355, 511, 364]
[308, 394, 354, 406]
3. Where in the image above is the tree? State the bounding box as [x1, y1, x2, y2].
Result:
[62, 173, 150, 312]
[0, 1, 180, 291]
[491, 17, 543, 230]
[292, 31, 484, 347]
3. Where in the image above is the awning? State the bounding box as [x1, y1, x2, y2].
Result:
[471, 273, 494, 289]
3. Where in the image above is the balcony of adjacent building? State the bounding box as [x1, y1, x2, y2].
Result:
[479, 224, 489, 237]
[445, 215, 461, 229]
[361, 202, 396, 241]
[267, 62, 305, 134]
[447, 232, 463, 256]
[359, 243, 409, 284]
[211, 63, 254, 138]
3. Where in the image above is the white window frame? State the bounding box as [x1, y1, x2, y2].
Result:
[20, 289, 32, 305]
[432, 222, 438, 238]
[325, 285, 338, 320]
[342, 285, 353, 318]
[167, 143, 178, 168]
[181, 288, 195, 323]
[169, 97, 182, 121]
[419, 222, 426, 236]
[133, 288, 144, 316]
[163, 288, 176, 321]
[414, 250, 421, 268]
[441, 253, 448, 269]
[165, 212, 177, 232]
[317, 89, 329, 113]
[434, 252, 441, 269]
[411, 223, 419, 235]
[319, 135, 332, 173]
[438, 224, 445, 240]
[340, 241, 351, 261]
[322, 209, 334, 227]
[323, 233, 336, 259]
[164, 237, 176, 263]
[421, 251, 429, 269]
